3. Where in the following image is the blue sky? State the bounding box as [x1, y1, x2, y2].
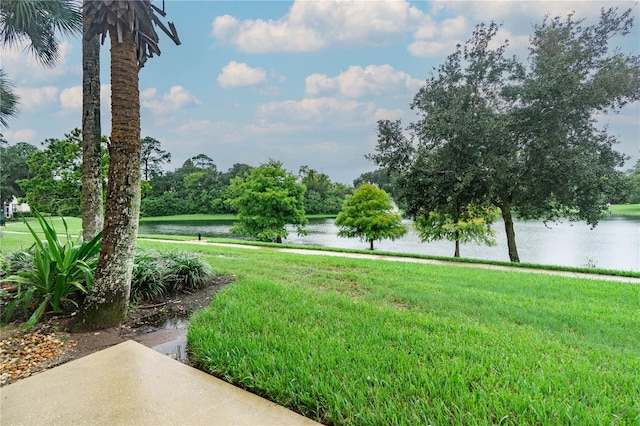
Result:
[2, 0, 638, 185]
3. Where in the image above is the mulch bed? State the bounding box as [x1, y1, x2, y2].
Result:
[0, 275, 232, 387]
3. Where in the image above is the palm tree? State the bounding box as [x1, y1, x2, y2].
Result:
[81, 0, 103, 241]
[0, 70, 19, 127]
[0, 0, 81, 125]
[73, 0, 179, 330]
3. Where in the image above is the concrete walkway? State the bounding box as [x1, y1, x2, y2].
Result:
[151, 239, 640, 284]
[0, 340, 321, 426]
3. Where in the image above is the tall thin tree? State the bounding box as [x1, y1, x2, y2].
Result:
[81, 0, 103, 241]
[74, 0, 179, 330]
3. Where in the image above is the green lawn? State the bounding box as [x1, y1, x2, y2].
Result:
[608, 203, 640, 217]
[166, 241, 640, 425]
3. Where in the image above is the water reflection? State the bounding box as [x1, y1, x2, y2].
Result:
[139, 216, 640, 271]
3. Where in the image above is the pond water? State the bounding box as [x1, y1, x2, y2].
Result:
[139, 216, 640, 272]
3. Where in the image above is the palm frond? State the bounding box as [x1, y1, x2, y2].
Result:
[84, 0, 179, 69]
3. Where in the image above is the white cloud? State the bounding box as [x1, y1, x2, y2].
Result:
[212, 0, 424, 53]
[258, 97, 376, 123]
[305, 64, 421, 98]
[218, 61, 267, 88]
[4, 129, 37, 142]
[374, 108, 405, 122]
[0, 40, 78, 84]
[60, 86, 82, 110]
[14, 86, 59, 110]
[176, 119, 211, 134]
[141, 86, 200, 117]
[305, 64, 421, 99]
[408, 16, 470, 58]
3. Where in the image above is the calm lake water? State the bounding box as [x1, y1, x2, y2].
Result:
[139, 216, 640, 272]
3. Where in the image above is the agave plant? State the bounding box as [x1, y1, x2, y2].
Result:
[3, 211, 102, 329]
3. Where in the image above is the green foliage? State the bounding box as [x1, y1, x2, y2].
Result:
[163, 250, 212, 292]
[414, 205, 499, 257]
[130, 250, 211, 303]
[130, 253, 166, 303]
[186, 244, 640, 425]
[227, 160, 308, 243]
[140, 136, 171, 181]
[0, 73, 19, 127]
[299, 166, 349, 214]
[3, 211, 102, 329]
[335, 183, 407, 250]
[0, 139, 38, 204]
[369, 10, 640, 263]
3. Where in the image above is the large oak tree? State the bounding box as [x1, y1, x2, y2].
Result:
[369, 8, 639, 262]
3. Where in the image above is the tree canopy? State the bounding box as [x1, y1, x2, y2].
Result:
[335, 183, 407, 250]
[0, 137, 38, 205]
[369, 8, 640, 262]
[227, 160, 307, 243]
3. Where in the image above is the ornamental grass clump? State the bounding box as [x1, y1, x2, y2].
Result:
[3, 211, 102, 329]
[162, 250, 211, 292]
[129, 250, 211, 303]
[130, 252, 167, 303]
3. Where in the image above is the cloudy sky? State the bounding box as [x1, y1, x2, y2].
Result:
[2, 0, 638, 185]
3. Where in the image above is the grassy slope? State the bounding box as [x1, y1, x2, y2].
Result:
[608, 203, 640, 217]
[163, 241, 640, 425]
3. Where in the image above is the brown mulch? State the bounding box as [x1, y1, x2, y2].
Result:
[0, 275, 232, 387]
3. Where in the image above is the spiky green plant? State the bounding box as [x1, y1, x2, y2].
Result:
[3, 211, 102, 329]
[130, 252, 167, 303]
[162, 250, 211, 292]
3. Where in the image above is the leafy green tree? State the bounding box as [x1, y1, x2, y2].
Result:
[369, 9, 639, 263]
[0, 138, 38, 204]
[18, 129, 84, 215]
[0, 0, 82, 125]
[299, 166, 350, 214]
[335, 183, 407, 250]
[227, 160, 307, 243]
[140, 136, 171, 181]
[626, 160, 640, 204]
[354, 167, 404, 210]
[414, 204, 499, 258]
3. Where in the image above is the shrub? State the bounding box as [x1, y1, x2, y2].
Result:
[129, 250, 212, 303]
[3, 211, 102, 329]
[5, 249, 35, 275]
[163, 250, 212, 292]
[130, 253, 167, 303]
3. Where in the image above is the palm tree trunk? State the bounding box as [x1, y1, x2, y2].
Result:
[73, 28, 140, 331]
[500, 203, 520, 262]
[81, 1, 104, 241]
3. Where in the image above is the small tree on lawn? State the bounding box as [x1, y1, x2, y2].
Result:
[335, 183, 407, 250]
[227, 160, 307, 243]
[413, 204, 499, 258]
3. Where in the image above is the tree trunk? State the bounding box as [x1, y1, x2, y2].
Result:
[81, 3, 104, 241]
[500, 203, 520, 262]
[276, 236, 282, 244]
[454, 238, 460, 258]
[73, 29, 141, 331]
[369, 239, 374, 250]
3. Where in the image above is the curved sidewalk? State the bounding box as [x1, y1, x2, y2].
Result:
[148, 239, 640, 284]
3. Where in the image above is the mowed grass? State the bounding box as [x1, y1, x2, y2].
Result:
[609, 203, 640, 217]
[164, 241, 640, 425]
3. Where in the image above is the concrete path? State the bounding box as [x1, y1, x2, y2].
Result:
[0, 340, 321, 426]
[150, 239, 640, 284]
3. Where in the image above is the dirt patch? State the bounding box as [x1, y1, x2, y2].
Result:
[0, 274, 232, 387]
